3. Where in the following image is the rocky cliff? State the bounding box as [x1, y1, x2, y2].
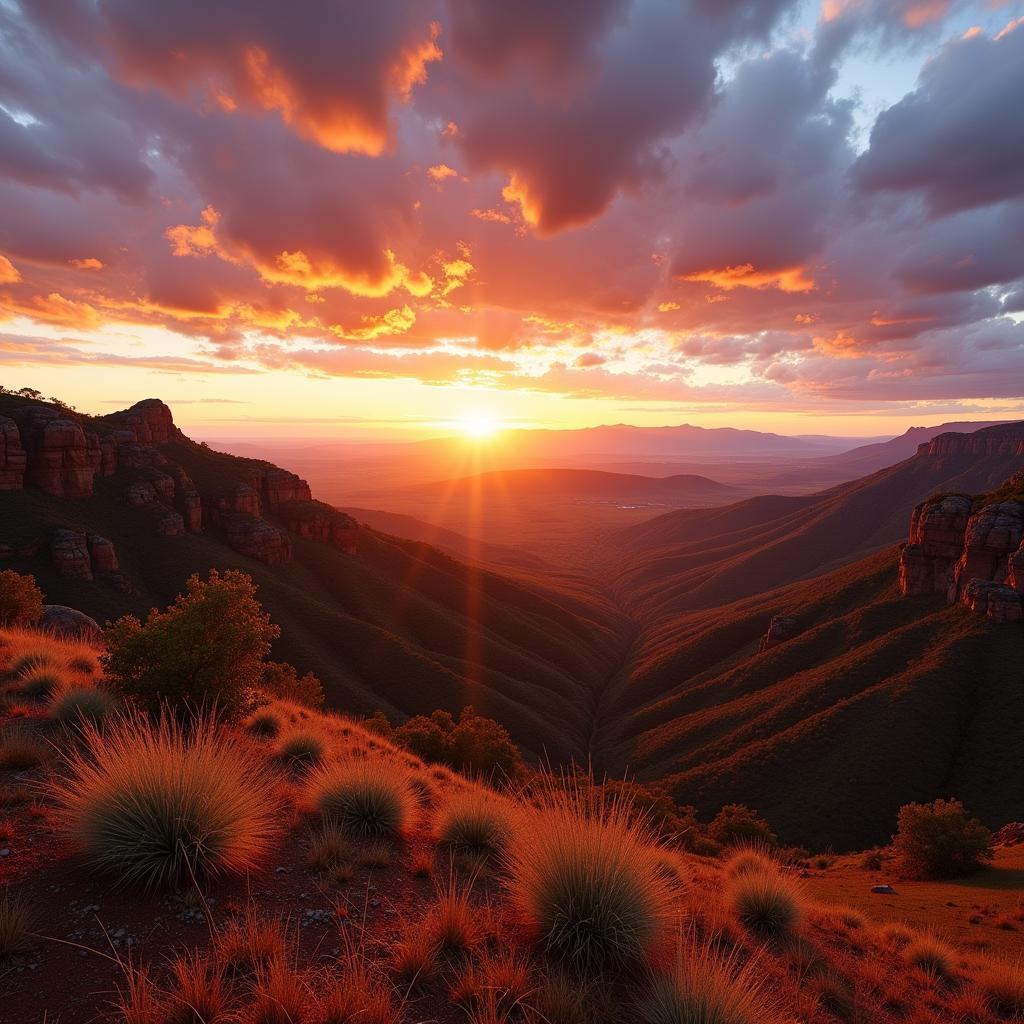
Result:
[0, 393, 358, 573]
[899, 468, 1024, 622]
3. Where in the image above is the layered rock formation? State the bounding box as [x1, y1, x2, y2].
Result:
[899, 470, 1024, 621]
[0, 395, 358, 571]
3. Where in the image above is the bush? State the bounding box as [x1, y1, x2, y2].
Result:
[435, 790, 512, 855]
[728, 867, 805, 937]
[638, 943, 781, 1024]
[893, 798, 993, 879]
[50, 710, 282, 887]
[278, 731, 326, 768]
[708, 804, 777, 849]
[503, 784, 674, 971]
[0, 571, 43, 628]
[102, 569, 279, 721]
[51, 685, 115, 723]
[307, 760, 415, 837]
[262, 660, 324, 709]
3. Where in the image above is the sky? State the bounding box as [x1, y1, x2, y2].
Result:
[1, 0, 1023, 440]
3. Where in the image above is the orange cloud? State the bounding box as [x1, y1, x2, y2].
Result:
[501, 174, 542, 229]
[904, 1, 949, 29]
[0, 291, 101, 330]
[680, 264, 815, 293]
[70, 257, 104, 270]
[0, 256, 21, 284]
[329, 304, 417, 341]
[657, 301, 681, 312]
[427, 163, 459, 183]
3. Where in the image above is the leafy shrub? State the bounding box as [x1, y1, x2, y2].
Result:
[708, 804, 777, 849]
[728, 867, 805, 937]
[435, 790, 512, 855]
[893, 798, 993, 879]
[308, 760, 415, 837]
[638, 943, 781, 1024]
[0, 571, 43, 628]
[503, 784, 674, 971]
[261, 660, 324, 709]
[394, 706, 524, 781]
[51, 684, 115, 723]
[103, 569, 279, 721]
[50, 710, 282, 887]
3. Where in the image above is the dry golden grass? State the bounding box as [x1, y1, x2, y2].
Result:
[50, 710, 283, 888]
[723, 846, 778, 879]
[904, 933, 956, 977]
[503, 782, 676, 971]
[975, 956, 1024, 1016]
[248, 958, 308, 1024]
[728, 866, 806, 938]
[435, 788, 512, 856]
[215, 909, 286, 979]
[166, 951, 230, 1024]
[426, 874, 480, 955]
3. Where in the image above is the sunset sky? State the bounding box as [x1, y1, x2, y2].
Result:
[1, 0, 1023, 439]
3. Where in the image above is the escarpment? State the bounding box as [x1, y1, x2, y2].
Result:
[0, 394, 359, 575]
[900, 468, 1024, 622]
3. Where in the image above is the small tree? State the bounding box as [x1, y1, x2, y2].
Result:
[893, 798, 993, 879]
[103, 569, 279, 720]
[708, 803, 778, 849]
[261, 660, 325, 709]
[450, 706, 523, 781]
[0, 570, 44, 627]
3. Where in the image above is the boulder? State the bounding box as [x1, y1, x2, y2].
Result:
[50, 529, 93, 579]
[150, 504, 185, 537]
[87, 534, 119, 572]
[39, 604, 102, 641]
[105, 398, 178, 445]
[222, 513, 292, 564]
[0, 416, 26, 490]
[758, 615, 800, 652]
[124, 480, 158, 507]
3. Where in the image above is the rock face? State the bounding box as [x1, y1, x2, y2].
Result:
[39, 604, 102, 641]
[274, 500, 359, 555]
[87, 534, 118, 572]
[918, 428, 1024, 457]
[900, 470, 1024, 622]
[759, 615, 800, 652]
[0, 416, 26, 489]
[50, 529, 93, 579]
[14, 408, 98, 497]
[106, 398, 179, 445]
[222, 513, 293, 564]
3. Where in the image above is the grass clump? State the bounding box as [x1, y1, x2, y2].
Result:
[503, 783, 675, 971]
[215, 909, 285, 978]
[50, 710, 282, 888]
[309, 826, 352, 872]
[977, 957, 1024, 1017]
[308, 760, 415, 837]
[0, 888, 35, 960]
[435, 789, 512, 855]
[51, 684, 115, 723]
[0, 727, 48, 770]
[247, 711, 281, 738]
[19, 669, 63, 702]
[638, 943, 780, 1024]
[277, 730, 326, 768]
[723, 846, 777, 879]
[903, 933, 955, 976]
[728, 867, 804, 937]
[10, 652, 55, 677]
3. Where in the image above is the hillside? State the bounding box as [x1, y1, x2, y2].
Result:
[610, 421, 1024, 622]
[0, 395, 627, 760]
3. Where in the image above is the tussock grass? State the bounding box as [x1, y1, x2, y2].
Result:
[167, 951, 229, 1024]
[69, 653, 99, 675]
[0, 888, 35, 960]
[728, 867, 805, 937]
[50, 710, 282, 887]
[308, 760, 416, 837]
[451, 950, 533, 1015]
[435, 789, 512, 855]
[309, 826, 352, 872]
[277, 730, 327, 767]
[503, 782, 675, 971]
[10, 652, 56, 677]
[427, 874, 479, 955]
[51, 684, 115, 723]
[19, 669, 64, 702]
[247, 711, 281, 738]
[977, 956, 1024, 1016]
[0, 726, 48, 770]
[317, 936, 398, 1024]
[215, 908, 285, 978]
[392, 926, 439, 989]
[903, 933, 955, 977]
[249, 958, 308, 1024]
[638, 941, 782, 1024]
[875, 922, 915, 949]
[723, 846, 777, 879]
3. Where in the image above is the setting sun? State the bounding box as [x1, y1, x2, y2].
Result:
[457, 412, 501, 439]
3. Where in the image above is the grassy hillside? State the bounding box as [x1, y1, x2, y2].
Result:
[603, 548, 1024, 851]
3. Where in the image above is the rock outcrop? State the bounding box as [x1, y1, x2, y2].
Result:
[50, 529, 93, 579]
[758, 615, 800, 652]
[900, 470, 1024, 621]
[273, 500, 359, 555]
[917, 428, 1024, 457]
[222, 513, 292, 564]
[14, 408, 99, 497]
[39, 604, 102, 641]
[87, 534, 119, 573]
[0, 416, 26, 489]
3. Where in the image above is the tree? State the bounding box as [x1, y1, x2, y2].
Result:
[708, 803, 778, 849]
[103, 569, 279, 720]
[893, 798, 993, 879]
[261, 660, 324, 709]
[0, 570, 44, 627]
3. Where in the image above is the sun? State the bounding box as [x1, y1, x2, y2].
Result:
[456, 412, 501, 439]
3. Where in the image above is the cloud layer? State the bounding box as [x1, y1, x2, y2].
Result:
[1, 0, 1022, 413]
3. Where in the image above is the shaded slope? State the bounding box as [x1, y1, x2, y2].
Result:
[612, 421, 1024, 620]
[605, 548, 1024, 852]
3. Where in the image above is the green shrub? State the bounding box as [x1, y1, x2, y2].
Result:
[503, 785, 674, 970]
[102, 569, 279, 721]
[708, 804, 777, 849]
[308, 760, 415, 837]
[0, 571, 43, 628]
[893, 798, 992, 879]
[261, 661, 324, 709]
[50, 710, 282, 887]
[51, 685, 115, 723]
